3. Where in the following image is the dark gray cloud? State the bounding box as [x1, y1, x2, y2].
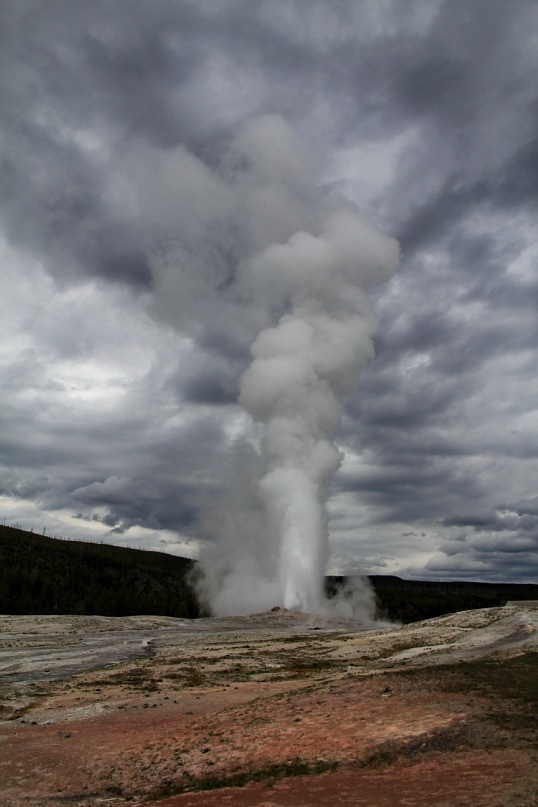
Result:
[1, 0, 537, 583]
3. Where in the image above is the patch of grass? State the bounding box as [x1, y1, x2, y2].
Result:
[393, 651, 538, 738]
[162, 666, 207, 687]
[279, 655, 340, 676]
[451, 652, 538, 704]
[374, 640, 427, 660]
[219, 665, 259, 682]
[150, 758, 338, 800]
[279, 634, 325, 644]
[80, 665, 159, 692]
[0, 682, 55, 721]
[183, 666, 205, 687]
[358, 722, 478, 769]
[164, 654, 220, 666]
[443, 651, 538, 732]
[5, 699, 42, 721]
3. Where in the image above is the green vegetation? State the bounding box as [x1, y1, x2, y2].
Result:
[150, 758, 338, 800]
[357, 721, 480, 769]
[443, 651, 538, 730]
[0, 524, 205, 618]
[327, 574, 538, 623]
[2, 524, 537, 621]
[358, 653, 538, 769]
[81, 665, 160, 692]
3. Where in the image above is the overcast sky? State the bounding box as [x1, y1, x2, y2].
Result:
[1, 0, 537, 584]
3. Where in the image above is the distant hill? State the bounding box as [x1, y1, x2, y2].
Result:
[1, 525, 537, 622]
[327, 574, 538, 624]
[0, 524, 205, 618]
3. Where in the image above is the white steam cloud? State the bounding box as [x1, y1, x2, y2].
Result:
[238, 211, 398, 614]
[137, 115, 399, 616]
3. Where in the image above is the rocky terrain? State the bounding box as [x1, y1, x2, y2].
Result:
[1, 605, 537, 806]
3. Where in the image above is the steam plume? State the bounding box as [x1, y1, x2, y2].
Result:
[238, 211, 398, 613]
[164, 116, 399, 615]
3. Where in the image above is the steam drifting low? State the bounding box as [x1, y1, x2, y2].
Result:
[185, 116, 399, 615]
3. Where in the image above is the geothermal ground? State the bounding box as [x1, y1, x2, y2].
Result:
[0, 605, 537, 807]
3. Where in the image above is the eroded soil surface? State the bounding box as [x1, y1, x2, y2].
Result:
[0, 606, 537, 806]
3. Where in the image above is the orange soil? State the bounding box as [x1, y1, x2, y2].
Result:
[1, 666, 537, 806]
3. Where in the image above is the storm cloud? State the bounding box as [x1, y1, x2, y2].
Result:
[1, 0, 537, 583]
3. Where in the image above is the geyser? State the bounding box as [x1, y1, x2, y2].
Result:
[188, 116, 399, 616]
[238, 211, 399, 613]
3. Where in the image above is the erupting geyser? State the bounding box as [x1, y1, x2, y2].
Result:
[239, 211, 399, 613]
[195, 116, 399, 616]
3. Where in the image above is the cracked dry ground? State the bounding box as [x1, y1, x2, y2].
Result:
[1, 616, 537, 806]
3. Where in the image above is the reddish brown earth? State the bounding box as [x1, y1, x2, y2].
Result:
[0, 607, 537, 806]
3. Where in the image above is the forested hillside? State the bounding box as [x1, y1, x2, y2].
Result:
[0, 525, 204, 617]
[327, 574, 538, 624]
[2, 525, 537, 622]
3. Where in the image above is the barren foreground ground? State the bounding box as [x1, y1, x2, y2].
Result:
[1, 605, 537, 806]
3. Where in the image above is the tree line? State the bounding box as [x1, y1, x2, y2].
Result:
[2, 525, 536, 622]
[0, 524, 205, 618]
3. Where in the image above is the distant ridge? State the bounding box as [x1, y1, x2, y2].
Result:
[327, 574, 538, 624]
[0, 524, 205, 618]
[2, 525, 537, 622]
